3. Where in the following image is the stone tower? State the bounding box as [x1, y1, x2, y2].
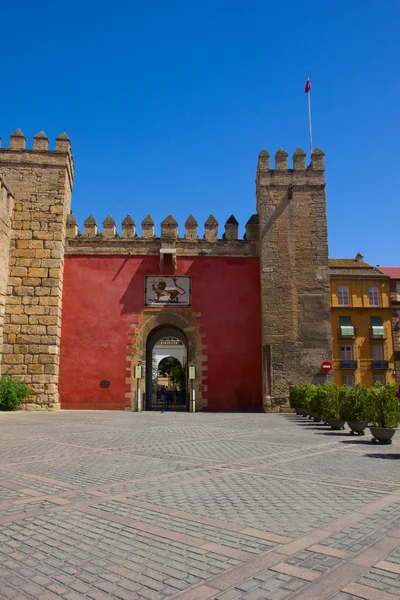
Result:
[0, 130, 74, 409]
[256, 147, 332, 409]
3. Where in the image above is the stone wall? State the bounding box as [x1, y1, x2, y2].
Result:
[257, 148, 332, 410]
[0, 177, 14, 369]
[0, 130, 74, 409]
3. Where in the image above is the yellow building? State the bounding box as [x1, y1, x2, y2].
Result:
[330, 254, 395, 388]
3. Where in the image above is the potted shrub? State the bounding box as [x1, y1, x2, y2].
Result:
[0, 377, 30, 411]
[309, 385, 324, 422]
[289, 386, 303, 414]
[320, 384, 346, 430]
[367, 383, 400, 444]
[289, 384, 312, 416]
[340, 384, 369, 435]
[302, 385, 313, 416]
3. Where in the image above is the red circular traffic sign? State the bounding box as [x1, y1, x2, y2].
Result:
[321, 361, 333, 372]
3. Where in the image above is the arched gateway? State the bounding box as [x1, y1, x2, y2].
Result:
[127, 308, 207, 411]
[146, 325, 188, 410]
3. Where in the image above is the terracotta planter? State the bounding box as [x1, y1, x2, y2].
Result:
[326, 418, 346, 430]
[347, 421, 368, 435]
[369, 426, 397, 444]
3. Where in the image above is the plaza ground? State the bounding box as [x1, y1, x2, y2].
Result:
[0, 412, 399, 600]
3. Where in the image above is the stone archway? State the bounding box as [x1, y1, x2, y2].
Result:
[153, 338, 186, 369]
[146, 325, 188, 411]
[126, 308, 207, 411]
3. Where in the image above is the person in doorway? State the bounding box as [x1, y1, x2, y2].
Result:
[160, 385, 166, 410]
[171, 380, 178, 405]
[166, 386, 173, 406]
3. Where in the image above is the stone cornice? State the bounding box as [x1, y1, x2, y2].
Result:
[65, 237, 259, 257]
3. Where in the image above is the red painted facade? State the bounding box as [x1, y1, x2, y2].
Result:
[59, 255, 262, 411]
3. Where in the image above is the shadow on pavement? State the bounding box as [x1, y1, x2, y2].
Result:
[314, 431, 349, 436]
[340, 439, 377, 445]
[364, 453, 400, 460]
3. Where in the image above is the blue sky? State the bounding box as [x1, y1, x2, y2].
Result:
[2, 1, 399, 265]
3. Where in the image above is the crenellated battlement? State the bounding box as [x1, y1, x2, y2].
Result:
[65, 213, 260, 257]
[66, 213, 257, 240]
[256, 147, 324, 187]
[256, 147, 324, 173]
[0, 130, 74, 187]
[256, 147, 325, 212]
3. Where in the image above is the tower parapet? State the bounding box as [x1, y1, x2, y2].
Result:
[55, 133, 72, 153]
[293, 147, 306, 170]
[275, 148, 288, 170]
[9, 129, 26, 150]
[33, 131, 49, 151]
[310, 147, 325, 170]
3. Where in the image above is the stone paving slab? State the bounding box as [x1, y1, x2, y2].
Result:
[0, 411, 399, 600]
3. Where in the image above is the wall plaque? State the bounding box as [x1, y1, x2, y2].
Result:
[145, 276, 191, 307]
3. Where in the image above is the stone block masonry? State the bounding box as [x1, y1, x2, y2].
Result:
[0, 177, 14, 370]
[0, 130, 74, 409]
[257, 148, 332, 409]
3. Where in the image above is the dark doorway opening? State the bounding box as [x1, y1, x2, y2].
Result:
[145, 325, 188, 411]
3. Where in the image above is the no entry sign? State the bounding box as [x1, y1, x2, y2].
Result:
[321, 361, 333, 373]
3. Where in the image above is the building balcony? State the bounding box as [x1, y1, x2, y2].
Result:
[340, 360, 357, 369]
[390, 292, 400, 305]
[372, 360, 389, 370]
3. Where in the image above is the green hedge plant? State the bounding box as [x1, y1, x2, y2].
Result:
[289, 384, 316, 411]
[309, 385, 326, 419]
[320, 384, 346, 420]
[0, 377, 30, 411]
[340, 384, 369, 422]
[367, 383, 400, 428]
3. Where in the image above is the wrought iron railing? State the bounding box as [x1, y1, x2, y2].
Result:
[371, 360, 389, 370]
[339, 360, 357, 369]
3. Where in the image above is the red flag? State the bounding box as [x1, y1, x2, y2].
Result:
[305, 79, 311, 93]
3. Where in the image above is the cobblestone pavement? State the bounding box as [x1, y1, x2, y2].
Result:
[0, 412, 399, 600]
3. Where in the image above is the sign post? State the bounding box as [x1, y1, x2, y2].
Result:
[189, 366, 196, 413]
[321, 361, 332, 385]
[134, 366, 142, 411]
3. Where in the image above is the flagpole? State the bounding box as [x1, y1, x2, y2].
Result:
[307, 79, 313, 156]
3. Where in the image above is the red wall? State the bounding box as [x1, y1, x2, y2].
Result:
[59, 255, 262, 411]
